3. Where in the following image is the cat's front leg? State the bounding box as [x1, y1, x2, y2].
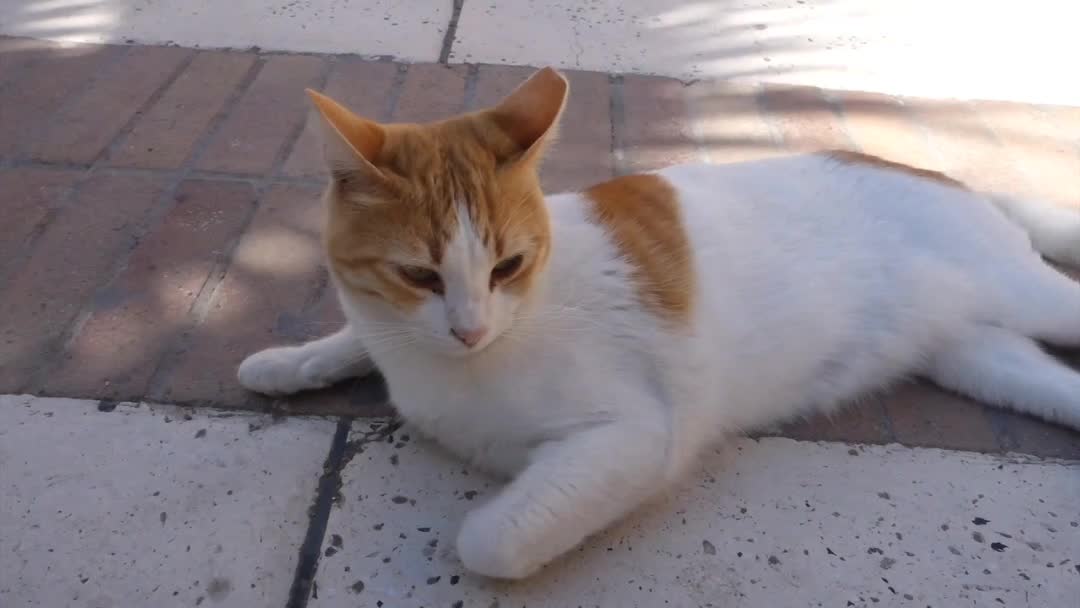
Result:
[237, 326, 374, 396]
[456, 420, 671, 579]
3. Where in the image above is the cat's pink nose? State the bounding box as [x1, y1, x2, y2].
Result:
[451, 326, 488, 348]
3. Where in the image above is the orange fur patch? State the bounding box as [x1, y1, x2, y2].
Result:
[584, 174, 694, 325]
[826, 150, 968, 189]
[312, 68, 568, 311]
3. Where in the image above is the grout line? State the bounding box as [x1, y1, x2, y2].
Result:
[272, 57, 336, 180]
[18, 171, 178, 394]
[13, 51, 202, 391]
[680, 80, 713, 164]
[5, 159, 94, 171]
[146, 58, 336, 403]
[608, 74, 627, 175]
[0, 171, 86, 290]
[285, 419, 352, 608]
[751, 82, 789, 152]
[383, 63, 410, 121]
[461, 63, 481, 111]
[91, 49, 198, 167]
[131, 58, 269, 401]
[818, 87, 865, 152]
[0, 47, 137, 284]
[438, 0, 466, 64]
[982, 409, 1018, 454]
[891, 96, 959, 170]
[873, 400, 899, 444]
[963, 100, 1050, 195]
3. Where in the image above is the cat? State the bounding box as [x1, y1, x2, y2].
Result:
[238, 67, 1080, 579]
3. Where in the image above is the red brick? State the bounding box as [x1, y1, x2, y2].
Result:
[28, 45, 192, 164]
[883, 382, 1001, 452]
[987, 410, 1080, 460]
[153, 183, 327, 405]
[772, 402, 893, 445]
[283, 278, 346, 344]
[905, 98, 1032, 197]
[973, 100, 1080, 208]
[44, 180, 258, 399]
[543, 70, 613, 192]
[106, 51, 256, 169]
[689, 80, 781, 165]
[0, 169, 79, 280]
[391, 63, 468, 122]
[282, 59, 399, 178]
[0, 36, 57, 84]
[469, 64, 534, 110]
[271, 287, 394, 417]
[758, 85, 853, 152]
[0, 43, 118, 159]
[835, 91, 944, 170]
[466, 65, 613, 192]
[620, 74, 699, 174]
[196, 55, 326, 174]
[0, 175, 169, 391]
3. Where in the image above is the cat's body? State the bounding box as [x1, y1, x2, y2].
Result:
[238, 68, 1080, 580]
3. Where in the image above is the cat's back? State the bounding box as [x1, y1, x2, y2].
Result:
[545, 151, 1035, 370]
[660, 152, 1031, 263]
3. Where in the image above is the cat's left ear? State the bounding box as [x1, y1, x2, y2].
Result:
[487, 67, 569, 165]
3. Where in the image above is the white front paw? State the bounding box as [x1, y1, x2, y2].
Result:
[237, 346, 339, 396]
[456, 508, 538, 580]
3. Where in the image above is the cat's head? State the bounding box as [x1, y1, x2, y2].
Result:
[308, 67, 568, 356]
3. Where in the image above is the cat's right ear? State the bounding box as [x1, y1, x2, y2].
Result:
[305, 89, 385, 179]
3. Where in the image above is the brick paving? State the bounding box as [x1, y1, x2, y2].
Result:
[1, 36, 1078, 458]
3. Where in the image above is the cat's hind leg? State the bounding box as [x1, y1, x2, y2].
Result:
[989, 258, 1080, 347]
[237, 327, 374, 396]
[927, 325, 1080, 430]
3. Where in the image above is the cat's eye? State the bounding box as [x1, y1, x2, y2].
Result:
[490, 254, 524, 286]
[398, 265, 443, 294]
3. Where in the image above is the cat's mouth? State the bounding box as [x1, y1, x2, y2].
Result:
[441, 330, 500, 357]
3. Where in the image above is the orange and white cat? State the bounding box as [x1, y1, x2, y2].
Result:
[239, 67, 1080, 579]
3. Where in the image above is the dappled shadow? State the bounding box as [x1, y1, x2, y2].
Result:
[616, 73, 1080, 209]
[458, 0, 1080, 106]
[0, 0, 122, 45]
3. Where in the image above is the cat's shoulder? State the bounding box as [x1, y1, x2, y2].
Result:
[548, 172, 696, 326]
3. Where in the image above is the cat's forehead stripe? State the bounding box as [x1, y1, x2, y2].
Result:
[583, 173, 694, 325]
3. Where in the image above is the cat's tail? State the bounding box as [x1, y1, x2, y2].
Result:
[988, 194, 1080, 267]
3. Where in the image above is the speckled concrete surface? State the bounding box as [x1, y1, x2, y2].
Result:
[0, 395, 335, 607]
[313, 419, 1079, 607]
[2, 0, 1077, 103]
[450, 0, 1080, 104]
[0, 0, 449, 60]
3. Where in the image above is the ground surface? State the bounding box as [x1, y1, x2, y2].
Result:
[5, 395, 1078, 607]
[1, 0, 1077, 104]
[2, 34, 1080, 458]
[1, 3, 1080, 605]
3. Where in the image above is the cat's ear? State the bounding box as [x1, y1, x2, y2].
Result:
[305, 88, 385, 178]
[487, 67, 569, 164]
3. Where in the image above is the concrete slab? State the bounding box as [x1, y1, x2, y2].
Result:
[0, 395, 335, 607]
[452, 0, 1080, 105]
[313, 421, 1079, 606]
[0, 0, 448, 61]
[2, 0, 1077, 103]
